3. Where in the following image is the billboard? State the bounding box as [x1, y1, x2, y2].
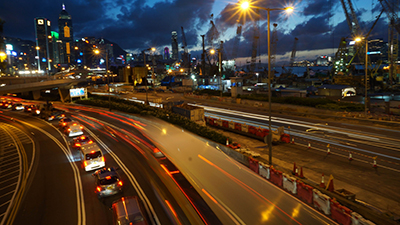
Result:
[70, 88, 86, 98]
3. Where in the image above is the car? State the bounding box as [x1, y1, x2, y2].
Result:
[24, 104, 37, 113]
[93, 167, 123, 199]
[71, 135, 93, 149]
[64, 121, 84, 137]
[41, 109, 65, 121]
[80, 143, 105, 171]
[112, 196, 148, 225]
[59, 117, 73, 128]
[1, 100, 13, 109]
[12, 103, 24, 111]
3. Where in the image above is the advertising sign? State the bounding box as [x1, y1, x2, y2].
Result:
[70, 88, 86, 98]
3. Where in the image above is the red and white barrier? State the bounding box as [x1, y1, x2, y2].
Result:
[283, 174, 297, 194]
[312, 189, 331, 215]
[242, 123, 248, 132]
[248, 157, 259, 174]
[229, 121, 234, 129]
[270, 168, 283, 187]
[258, 162, 270, 179]
[297, 181, 314, 204]
[351, 212, 376, 225]
[330, 199, 352, 225]
[216, 119, 222, 126]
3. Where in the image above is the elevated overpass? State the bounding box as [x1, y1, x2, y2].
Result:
[0, 78, 86, 101]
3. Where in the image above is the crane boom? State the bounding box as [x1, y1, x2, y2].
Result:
[379, 0, 400, 34]
[288, 37, 299, 75]
[340, 0, 361, 36]
[181, 26, 190, 70]
[250, 8, 260, 72]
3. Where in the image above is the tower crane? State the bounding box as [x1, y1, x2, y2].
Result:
[231, 23, 242, 63]
[379, 0, 400, 84]
[180, 26, 190, 72]
[270, 23, 278, 71]
[288, 37, 299, 75]
[250, 8, 260, 73]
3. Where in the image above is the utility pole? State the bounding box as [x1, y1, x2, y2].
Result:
[201, 35, 206, 76]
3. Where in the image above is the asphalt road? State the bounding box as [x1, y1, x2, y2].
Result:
[0, 109, 185, 225]
[56, 104, 337, 224]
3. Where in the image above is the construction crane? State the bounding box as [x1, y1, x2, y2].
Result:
[249, 8, 260, 73]
[288, 37, 299, 75]
[180, 26, 190, 72]
[332, 0, 374, 76]
[231, 23, 242, 63]
[379, 0, 400, 84]
[270, 23, 278, 71]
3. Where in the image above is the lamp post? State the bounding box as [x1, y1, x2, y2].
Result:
[355, 37, 368, 116]
[94, 48, 111, 111]
[142, 47, 155, 105]
[240, 1, 293, 165]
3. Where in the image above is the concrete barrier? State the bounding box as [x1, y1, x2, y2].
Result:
[283, 174, 297, 194]
[313, 189, 331, 215]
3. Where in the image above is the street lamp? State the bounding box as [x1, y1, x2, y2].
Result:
[94, 48, 111, 111]
[142, 47, 156, 105]
[355, 37, 368, 117]
[240, 1, 294, 165]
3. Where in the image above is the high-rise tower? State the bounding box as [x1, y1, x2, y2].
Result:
[34, 17, 53, 73]
[171, 31, 178, 60]
[58, 4, 74, 64]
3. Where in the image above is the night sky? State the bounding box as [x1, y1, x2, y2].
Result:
[0, 0, 393, 65]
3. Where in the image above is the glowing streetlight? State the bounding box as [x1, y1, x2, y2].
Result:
[239, 1, 294, 165]
[210, 49, 216, 55]
[355, 37, 368, 116]
[93, 49, 100, 55]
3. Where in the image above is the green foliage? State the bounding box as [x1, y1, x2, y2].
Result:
[74, 96, 230, 144]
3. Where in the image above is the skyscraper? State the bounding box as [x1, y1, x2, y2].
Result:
[34, 17, 53, 73]
[171, 31, 178, 60]
[164, 47, 170, 60]
[58, 4, 74, 64]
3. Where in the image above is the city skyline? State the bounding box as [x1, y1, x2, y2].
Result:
[0, 0, 396, 64]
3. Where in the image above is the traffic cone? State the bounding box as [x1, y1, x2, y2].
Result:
[326, 175, 334, 192]
[291, 137, 294, 144]
[327, 144, 331, 155]
[299, 167, 305, 179]
[308, 142, 311, 149]
[373, 157, 377, 168]
[319, 173, 326, 188]
[226, 138, 229, 146]
[292, 162, 297, 176]
[349, 152, 353, 161]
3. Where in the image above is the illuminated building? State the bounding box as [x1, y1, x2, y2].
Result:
[164, 47, 170, 60]
[58, 4, 74, 64]
[171, 31, 178, 60]
[34, 17, 53, 73]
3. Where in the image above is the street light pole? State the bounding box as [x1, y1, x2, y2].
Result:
[365, 40, 368, 117]
[106, 48, 111, 111]
[240, 2, 293, 166]
[143, 50, 149, 105]
[267, 10, 272, 165]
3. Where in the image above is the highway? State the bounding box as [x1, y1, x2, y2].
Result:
[0, 109, 193, 225]
[0, 103, 337, 225]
